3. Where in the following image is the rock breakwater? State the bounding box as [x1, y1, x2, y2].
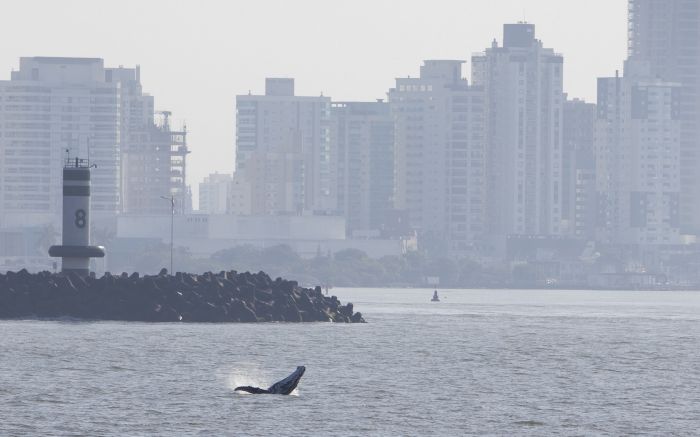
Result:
[0, 269, 364, 323]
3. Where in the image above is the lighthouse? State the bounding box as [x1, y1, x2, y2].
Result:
[49, 157, 105, 276]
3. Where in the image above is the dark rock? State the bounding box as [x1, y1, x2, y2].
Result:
[342, 303, 354, 317]
[0, 269, 365, 324]
[56, 276, 76, 291]
[351, 312, 365, 323]
[282, 299, 302, 322]
[230, 299, 257, 323]
[255, 288, 273, 303]
[68, 272, 88, 289]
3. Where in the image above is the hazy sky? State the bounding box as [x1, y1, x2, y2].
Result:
[1, 0, 627, 204]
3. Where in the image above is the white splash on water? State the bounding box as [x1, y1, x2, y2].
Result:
[225, 368, 267, 393]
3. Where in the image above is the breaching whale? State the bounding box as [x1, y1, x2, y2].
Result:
[234, 366, 306, 395]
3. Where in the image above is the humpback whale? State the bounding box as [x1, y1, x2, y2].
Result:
[235, 366, 306, 395]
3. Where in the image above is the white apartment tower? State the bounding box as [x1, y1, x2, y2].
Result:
[235, 78, 333, 215]
[596, 61, 682, 245]
[198, 172, 232, 214]
[0, 57, 121, 228]
[0, 57, 190, 233]
[388, 61, 487, 253]
[628, 0, 700, 235]
[472, 23, 565, 237]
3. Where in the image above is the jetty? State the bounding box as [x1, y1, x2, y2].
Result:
[0, 268, 364, 323]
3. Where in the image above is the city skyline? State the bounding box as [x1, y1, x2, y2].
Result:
[0, 0, 628, 200]
[3, 0, 698, 285]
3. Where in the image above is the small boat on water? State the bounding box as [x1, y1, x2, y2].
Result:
[431, 290, 440, 302]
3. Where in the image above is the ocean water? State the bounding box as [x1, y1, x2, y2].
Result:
[1, 288, 700, 436]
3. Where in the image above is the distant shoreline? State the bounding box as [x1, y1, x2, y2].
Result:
[327, 285, 700, 292]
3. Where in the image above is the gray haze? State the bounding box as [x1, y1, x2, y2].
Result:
[0, 0, 627, 194]
[5, 0, 700, 290]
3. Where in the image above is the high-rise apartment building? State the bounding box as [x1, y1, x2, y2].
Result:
[235, 78, 333, 215]
[0, 57, 190, 231]
[331, 101, 394, 235]
[563, 97, 597, 239]
[228, 172, 252, 215]
[198, 172, 232, 214]
[388, 60, 487, 253]
[472, 23, 565, 237]
[0, 57, 121, 228]
[628, 0, 700, 234]
[596, 61, 682, 245]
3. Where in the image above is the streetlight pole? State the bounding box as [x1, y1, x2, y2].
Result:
[160, 195, 175, 274]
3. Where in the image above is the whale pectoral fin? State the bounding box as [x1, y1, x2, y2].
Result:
[267, 366, 306, 395]
[234, 386, 270, 394]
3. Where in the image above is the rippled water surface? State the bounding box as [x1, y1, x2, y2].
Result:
[2, 288, 700, 436]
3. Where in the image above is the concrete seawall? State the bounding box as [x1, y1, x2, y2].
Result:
[0, 269, 364, 323]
